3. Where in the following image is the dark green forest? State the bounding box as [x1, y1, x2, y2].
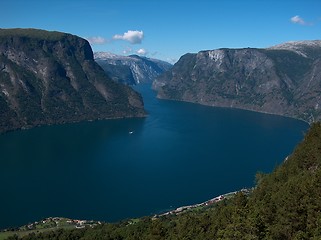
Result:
[8, 123, 321, 239]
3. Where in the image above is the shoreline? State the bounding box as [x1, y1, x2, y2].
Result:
[0, 217, 101, 239]
[0, 113, 147, 135]
[0, 188, 252, 233]
[156, 95, 312, 126]
[154, 188, 252, 218]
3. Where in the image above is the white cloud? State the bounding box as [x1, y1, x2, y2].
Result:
[113, 30, 144, 44]
[123, 47, 133, 54]
[86, 36, 107, 45]
[136, 48, 147, 55]
[290, 15, 308, 25]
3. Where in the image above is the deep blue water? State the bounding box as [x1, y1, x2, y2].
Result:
[0, 84, 308, 229]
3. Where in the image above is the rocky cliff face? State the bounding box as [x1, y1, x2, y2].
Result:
[95, 52, 172, 85]
[155, 41, 321, 123]
[0, 28, 146, 133]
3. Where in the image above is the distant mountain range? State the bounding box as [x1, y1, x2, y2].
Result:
[94, 52, 172, 85]
[1, 28, 320, 133]
[0, 28, 146, 133]
[154, 40, 321, 123]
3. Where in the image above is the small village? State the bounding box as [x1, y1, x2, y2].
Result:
[1, 189, 251, 239]
[25, 217, 101, 230]
[155, 188, 251, 218]
[0, 217, 102, 237]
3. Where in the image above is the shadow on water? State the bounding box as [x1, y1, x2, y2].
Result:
[0, 84, 309, 229]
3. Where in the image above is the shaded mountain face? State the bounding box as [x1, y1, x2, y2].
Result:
[94, 52, 172, 85]
[0, 28, 146, 133]
[154, 41, 321, 123]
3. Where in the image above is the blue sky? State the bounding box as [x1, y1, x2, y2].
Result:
[1, 0, 321, 63]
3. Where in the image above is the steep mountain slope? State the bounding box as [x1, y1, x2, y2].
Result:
[154, 41, 321, 123]
[0, 28, 146, 133]
[94, 52, 172, 85]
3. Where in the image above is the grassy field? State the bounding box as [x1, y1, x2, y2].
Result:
[0, 217, 100, 240]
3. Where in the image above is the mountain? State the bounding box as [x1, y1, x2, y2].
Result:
[0, 28, 146, 134]
[154, 40, 321, 123]
[94, 52, 172, 85]
[8, 122, 321, 239]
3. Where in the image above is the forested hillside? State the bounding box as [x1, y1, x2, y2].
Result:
[7, 122, 321, 239]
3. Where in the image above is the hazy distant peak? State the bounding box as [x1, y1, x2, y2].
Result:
[128, 54, 142, 59]
[94, 52, 172, 65]
[94, 52, 119, 60]
[94, 52, 147, 63]
[94, 51, 172, 85]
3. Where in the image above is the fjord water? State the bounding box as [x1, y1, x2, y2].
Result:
[0, 84, 308, 229]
